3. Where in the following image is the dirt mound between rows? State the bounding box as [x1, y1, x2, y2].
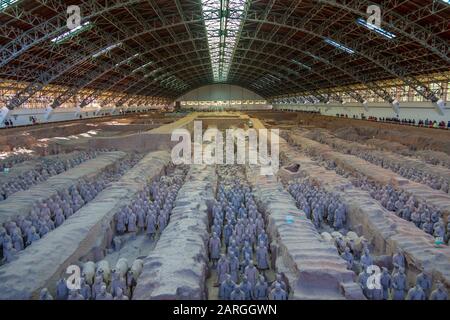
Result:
[415, 150, 450, 167]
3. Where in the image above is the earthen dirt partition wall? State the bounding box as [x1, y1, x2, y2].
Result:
[99, 123, 161, 132]
[0, 151, 97, 186]
[287, 133, 450, 222]
[66, 113, 199, 153]
[133, 164, 216, 300]
[0, 151, 170, 299]
[278, 139, 450, 291]
[0, 158, 45, 186]
[0, 123, 97, 152]
[194, 112, 250, 130]
[245, 165, 365, 300]
[301, 128, 450, 192]
[253, 111, 450, 155]
[248, 117, 266, 130]
[0, 151, 127, 226]
[53, 112, 252, 154]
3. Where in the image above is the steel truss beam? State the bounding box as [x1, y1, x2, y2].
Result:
[236, 11, 446, 103]
[1, 0, 448, 107]
[4, 26, 445, 108]
[238, 31, 395, 103]
[118, 60, 322, 106]
[45, 4, 208, 109]
[2, 0, 445, 70]
[98, 45, 365, 103]
[318, 0, 449, 63]
[4, 26, 208, 109]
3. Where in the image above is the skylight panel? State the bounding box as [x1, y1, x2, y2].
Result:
[0, 0, 19, 12]
[267, 74, 281, 82]
[158, 75, 187, 90]
[51, 21, 93, 44]
[154, 72, 170, 82]
[253, 73, 281, 89]
[324, 38, 355, 54]
[92, 42, 122, 58]
[115, 53, 140, 68]
[291, 59, 311, 71]
[306, 52, 329, 64]
[251, 83, 263, 90]
[132, 61, 154, 73]
[201, 0, 250, 82]
[144, 67, 164, 78]
[439, 0, 449, 4]
[356, 18, 396, 39]
[281, 66, 300, 76]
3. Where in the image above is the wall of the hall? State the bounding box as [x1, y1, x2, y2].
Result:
[0, 105, 159, 129]
[273, 102, 450, 122]
[176, 84, 272, 110]
[177, 84, 263, 101]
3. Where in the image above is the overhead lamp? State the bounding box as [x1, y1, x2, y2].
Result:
[51, 21, 93, 44]
[324, 38, 355, 54]
[356, 18, 396, 40]
[0, 0, 19, 12]
[92, 42, 122, 58]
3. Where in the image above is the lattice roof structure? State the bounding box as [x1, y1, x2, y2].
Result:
[0, 0, 449, 109]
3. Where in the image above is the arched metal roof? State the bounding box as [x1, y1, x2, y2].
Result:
[0, 0, 449, 109]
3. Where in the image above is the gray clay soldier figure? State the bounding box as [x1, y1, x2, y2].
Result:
[254, 275, 268, 300]
[230, 285, 246, 300]
[39, 288, 54, 300]
[430, 281, 448, 300]
[269, 283, 287, 300]
[209, 232, 221, 268]
[219, 275, 236, 300]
